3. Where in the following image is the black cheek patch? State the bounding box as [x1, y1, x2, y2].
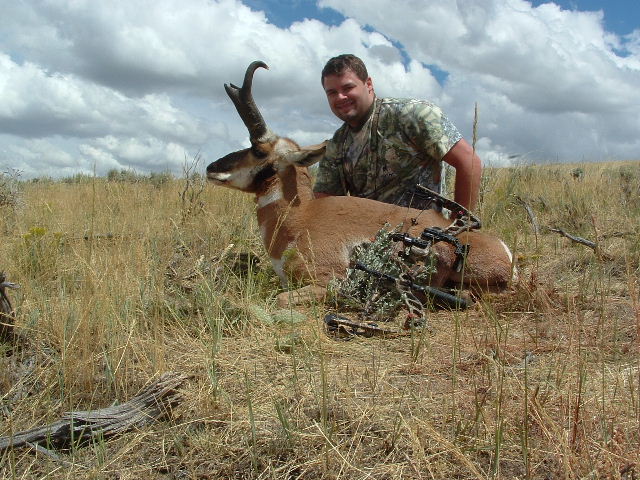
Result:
[250, 164, 277, 191]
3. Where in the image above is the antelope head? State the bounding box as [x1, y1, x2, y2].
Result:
[207, 61, 325, 195]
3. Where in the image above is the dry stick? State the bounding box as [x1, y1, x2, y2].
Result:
[570, 368, 584, 450]
[0, 272, 18, 343]
[548, 228, 596, 249]
[470, 102, 478, 215]
[513, 195, 540, 237]
[25, 442, 81, 468]
[0, 372, 188, 452]
[547, 227, 613, 260]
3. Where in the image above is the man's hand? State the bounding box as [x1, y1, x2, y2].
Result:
[442, 139, 482, 211]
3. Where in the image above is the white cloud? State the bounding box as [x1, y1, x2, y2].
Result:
[9, 139, 75, 168]
[0, 51, 224, 175]
[81, 136, 189, 172]
[1, 137, 86, 178]
[0, 53, 213, 141]
[319, 0, 640, 161]
[0, 0, 638, 178]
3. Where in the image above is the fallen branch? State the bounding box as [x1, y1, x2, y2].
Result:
[548, 228, 596, 249]
[0, 372, 188, 452]
[548, 228, 612, 260]
[514, 195, 540, 236]
[324, 313, 404, 339]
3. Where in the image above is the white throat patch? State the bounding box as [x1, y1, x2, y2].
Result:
[257, 188, 283, 209]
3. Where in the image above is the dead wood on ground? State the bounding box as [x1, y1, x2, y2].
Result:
[0, 372, 188, 452]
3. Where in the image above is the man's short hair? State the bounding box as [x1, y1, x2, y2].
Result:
[321, 54, 369, 85]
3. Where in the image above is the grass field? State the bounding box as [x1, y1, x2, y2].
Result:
[1, 160, 639, 479]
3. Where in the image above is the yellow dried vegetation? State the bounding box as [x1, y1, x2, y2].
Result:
[1, 160, 639, 479]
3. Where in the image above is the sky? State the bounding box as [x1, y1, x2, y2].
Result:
[0, 0, 638, 178]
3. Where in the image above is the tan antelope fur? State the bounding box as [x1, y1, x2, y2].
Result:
[207, 62, 515, 303]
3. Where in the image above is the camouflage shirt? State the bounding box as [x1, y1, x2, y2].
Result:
[314, 97, 462, 210]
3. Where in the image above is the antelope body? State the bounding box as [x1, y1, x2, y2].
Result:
[207, 62, 514, 299]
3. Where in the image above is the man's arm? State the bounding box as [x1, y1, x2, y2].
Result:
[312, 134, 346, 198]
[442, 138, 482, 211]
[313, 160, 343, 198]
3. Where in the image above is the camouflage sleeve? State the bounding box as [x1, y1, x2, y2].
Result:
[312, 132, 344, 195]
[399, 101, 462, 161]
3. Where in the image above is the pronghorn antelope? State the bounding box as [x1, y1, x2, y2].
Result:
[207, 62, 514, 303]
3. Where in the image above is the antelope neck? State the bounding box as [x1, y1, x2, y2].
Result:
[255, 167, 313, 210]
[254, 168, 313, 259]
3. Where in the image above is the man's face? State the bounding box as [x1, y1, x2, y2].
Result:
[323, 69, 374, 128]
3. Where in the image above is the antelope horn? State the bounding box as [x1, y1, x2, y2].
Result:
[224, 61, 274, 143]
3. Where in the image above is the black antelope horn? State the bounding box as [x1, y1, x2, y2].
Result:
[225, 61, 272, 142]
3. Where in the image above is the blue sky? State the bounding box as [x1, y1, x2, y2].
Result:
[246, 0, 639, 36]
[537, 0, 639, 35]
[243, 0, 346, 27]
[244, 0, 639, 85]
[0, 0, 639, 177]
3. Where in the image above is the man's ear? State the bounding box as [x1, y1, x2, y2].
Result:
[366, 76, 374, 95]
[279, 141, 327, 169]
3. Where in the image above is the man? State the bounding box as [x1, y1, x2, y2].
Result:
[314, 54, 481, 213]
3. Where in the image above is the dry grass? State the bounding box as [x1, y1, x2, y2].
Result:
[1, 161, 639, 479]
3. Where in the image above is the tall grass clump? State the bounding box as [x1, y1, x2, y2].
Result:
[0, 168, 23, 234]
[13, 226, 65, 281]
[0, 168, 22, 209]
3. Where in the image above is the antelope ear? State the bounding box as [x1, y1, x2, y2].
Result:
[280, 141, 327, 168]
